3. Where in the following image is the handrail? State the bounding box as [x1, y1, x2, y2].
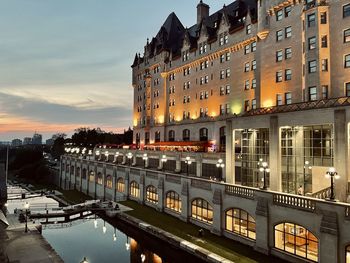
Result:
[225, 185, 255, 199]
[273, 193, 316, 212]
[309, 187, 331, 200]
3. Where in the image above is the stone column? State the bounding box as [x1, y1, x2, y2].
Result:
[139, 172, 145, 204]
[319, 210, 338, 263]
[269, 116, 281, 192]
[175, 154, 181, 173]
[196, 155, 202, 177]
[334, 109, 347, 201]
[225, 120, 234, 184]
[211, 188, 222, 235]
[180, 179, 190, 222]
[124, 168, 130, 199]
[157, 177, 164, 212]
[254, 194, 270, 255]
[113, 167, 117, 202]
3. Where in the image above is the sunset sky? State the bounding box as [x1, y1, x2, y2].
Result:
[0, 0, 229, 141]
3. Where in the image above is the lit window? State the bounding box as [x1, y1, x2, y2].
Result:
[251, 60, 257, 70]
[251, 99, 257, 110]
[276, 94, 283, 105]
[191, 198, 213, 224]
[225, 208, 256, 240]
[276, 9, 283, 21]
[321, 59, 328, 71]
[252, 79, 257, 89]
[117, 178, 125, 192]
[105, 175, 113, 188]
[97, 173, 103, 185]
[226, 52, 231, 61]
[285, 92, 292, 104]
[276, 71, 283, 82]
[309, 86, 317, 101]
[166, 191, 181, 213]
[130, 181, 140, 198]
[285, 69, 292, 81]
[245, 80, 250, 90]
[285, 47, 292, 59]
[285, 26, 292, 38]
[244, 45, 250, 54]
[276, 50, 283, 62]
[226, 85, 231, 94]
[274, 223, 318, 262]
[251, 41, 257, 52]
[246, 24, 251, 34]
[244, 100, 250, 112]
[346, 245, 350, 263]
[344, 29, 350, 43]
[276, 30, 283, 41]
[146, 185, 158, 204]
[220, 86, 225, 96]
[244, 62, 250, 72]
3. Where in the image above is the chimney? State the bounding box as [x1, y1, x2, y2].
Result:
[197, 0, 209, 24]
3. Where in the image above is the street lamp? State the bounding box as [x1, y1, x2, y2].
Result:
[325, 167, 340, 201]
[161, 155, 167, 172]
[259, 161, 270, 190]
[185, 156, 192, 176]
[216, 159, 225, 181]
[127, 153, 133, 166]
[24, 201, 30, 233]
[142, 153, 148, 168]
[303, 161, 312, 195]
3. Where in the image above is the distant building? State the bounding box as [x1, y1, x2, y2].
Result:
[11, 139, 22, 147]
[23, 137, 32, 145]
[32, 133, 42, 145]
[46, 138, 54, 146]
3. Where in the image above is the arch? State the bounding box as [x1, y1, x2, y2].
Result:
[155, 131, 161, 142]
[97, 172, 103, 185]
[89, 170, 95, 182]
[116, 177, 125, 193]
[191, 198, 213, 224]
[346, 244, 350, 263]
[183, 129, 190, 141]
[168, 130, 175, 142]
[82, 168, 87, 179]
[199, 127, 208, 141]
[130, 181, 140, 198]
[225, 208, 256, 240]
[146, 185, 158, 204]
[274, 222, 318, 262]
[165, 191, 181, 213]
[105, 174, 113, 188]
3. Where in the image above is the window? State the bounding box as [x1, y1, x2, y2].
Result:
[285, 47, 292, 59]
[226, 68, 231, 78]
[244, 62, 250, 72]
[130, 181, 140, 198]
[346, 245, 350, 263]
[246, 24, 251, 34]
[155, 131, 160, 142]
[183, 129, 190, 141]
[219, 126, 226, 151]
[307, 13, 316, 27]
[168, 130, 175, 142]
[277, 94, 283, 105]
[252, 99, 257, 110]
[285, 69, 292, 81]
[244, 45, 250, 54]
[146, 185, 158, 204]
[345, 29, 350, 43]
[285, 92, 292, 104]
[166, 191, 181, 213]
[225, 85, 230, 95]
[276, 71, 283, 82]
[225, 208, 256, 240]
[191, 198, 213, 224]
[226, 52, 231, 61]
[116, 178, 125, 192]
[252, 79, 257, 89]
[322, 85, 328, 99]
[320, 12, 327, 24]
[285, 26, 292, 38]
[321, 59, 328, 71]
[251, 42, 257, 52]
[285, 6, 291, 17]
[346, 82, 350, 96]
[199, 128, 208, 141]
[245, 80, 250, 90]
[345, 54, 350, 68]
[105, 175, 112, 188]
[220, 86, 225, 96]
[308, 60, 317, 73]
[97, 173, 103, 185]
[244, 100, 250, 112]
[309, 86, 317, 101]
[344, 4, 350, 18]
[276, 30, 283, 41]
[251, 60, 257, 70]
[220, 104, 225, 115]
[274, 223, 318, 262]
[276, 9, 283, 21]
[308, 37, 316, 50]
[321, 35, 328, 48]
[276, 50, 283, 62]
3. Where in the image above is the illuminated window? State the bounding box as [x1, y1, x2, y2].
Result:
[225, 208, 256, 240]
[244, 45, 250, 55]
[97, 172, 103, 185]
[274, 223, 318, 262]
[276, 30, 283, 42]
[183, 129, 190, 141]
[168, 130, 175, 142]
[117, 178, 125, 193]
[251, 60, 257, 70]
[346, 245, 350, 263]
[321, 59, 328, 71]
[165, 191, 181, 213]
[199, 128, 208, 141]
[130, 181, 140, 198]
[246, 24, 251, 34]
[344, 29, 350, 43]
[244, 62, 250, 72]
[276, 71, 283, 82]
[276, 9, 283, 21]
[285, 47, 292, 59]
[285, 69, 292, 81]
[277, 94, 283, 106]
[191, 198, 213, 224]
[308, 86, 317, 101]
[285, 26, 292, 38]
[251, 99, 256, 110]
[146, 185, 158, 204]
[285, 92, 292, 105]
[89, 171, 95, 182]
[276, 50, 283, 62]
[105, 175, 113, 189]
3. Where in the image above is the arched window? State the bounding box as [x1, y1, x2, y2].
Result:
[76, 167, 81, 177]
[105, 175, 112, 188]
[155, 131, 161, 142]
[219, 126, 226, 152]
[82, 168, 87, 179]
[183, 129, 190, 141]
[191, 198, 213, 224]
[346, 245, 350, 263]
[274, 222, 318, 262]
[165, 191, 181, 213]
[199, 128, 208, 141]
[116, 178, 125, 193]
[70, 165, 74, 175]
[168, 130, 175, 142]
[225, 208, 256, 240]
[97, 172, 103, 185]
[89, 171, 95, 182]
[130, 181, 140, 198]
[146, 185, 158, 204]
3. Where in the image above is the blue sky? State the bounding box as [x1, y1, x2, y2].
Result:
[0, 0, 230, 140]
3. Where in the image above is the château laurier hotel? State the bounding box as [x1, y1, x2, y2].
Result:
[61, 1, 350, 262]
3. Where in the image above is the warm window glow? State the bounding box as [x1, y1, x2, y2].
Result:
[347, 245, 350, 263]
[117, 178, 125, 192]
[105, 175, 113, 189]
[97, 173, 103, 185]
[165, 191, 181, 213]
[191, 198, 213, 224]
[89, 171, 95, 182]
[225, 208, 256, 240]
[146, 185, 158, 204]
[274, 223, 318, 262]
[130, 181, 140, 198]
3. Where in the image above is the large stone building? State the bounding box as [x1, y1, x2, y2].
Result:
[132, 0, 350, 198]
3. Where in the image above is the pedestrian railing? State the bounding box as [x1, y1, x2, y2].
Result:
[225, 185, 255, 199]
[273, 193, 316, 212]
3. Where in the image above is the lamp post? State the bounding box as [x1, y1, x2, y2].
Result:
[161, 155, 167, 172]
[185, 156, 192, 176]
[259, 161, 270, 190]
[325, 167, 340, 201]
[216, 159, 225, 181]
[142, 153, 148, 168]
[303, 161, 312, 196]
[127, 152, 133, 166]
[24, 201, 30, 233]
